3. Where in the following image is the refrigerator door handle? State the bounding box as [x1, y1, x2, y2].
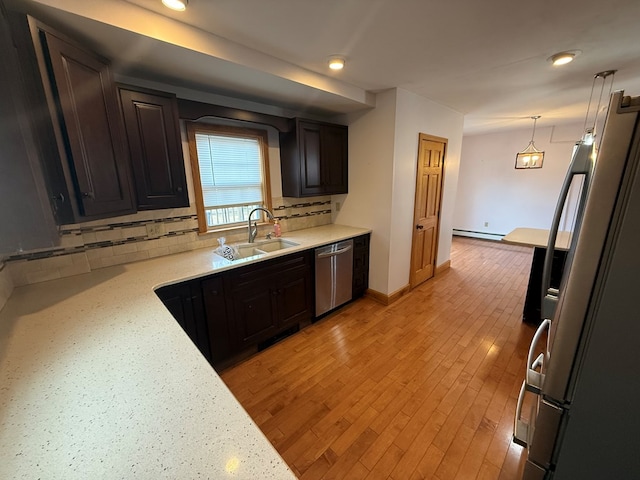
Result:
[514, 319, 551, 447]
[514, 380, 539, 448]
[541, 140, 595, 320]
[526, 319, 551, 394]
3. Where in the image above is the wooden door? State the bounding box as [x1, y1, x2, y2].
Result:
[410, 133, 446, 288]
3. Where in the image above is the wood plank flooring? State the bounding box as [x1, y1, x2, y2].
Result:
[220, 237, 537, 479]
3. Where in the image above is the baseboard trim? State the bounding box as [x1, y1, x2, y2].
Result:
[435, 260, 451, 275]
[453, 229, 504, 242]
[366, 284, 411, 306]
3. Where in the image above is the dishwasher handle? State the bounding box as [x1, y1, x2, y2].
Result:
[317, 245, 353, 258]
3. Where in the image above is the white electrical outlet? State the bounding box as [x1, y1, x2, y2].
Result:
[146, 223, 164, 238]
[484, 221, 489, 227]
[335, 201, 341, 212]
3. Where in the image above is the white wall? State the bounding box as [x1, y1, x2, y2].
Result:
[454, 122, 585, 236]
[336, 88, 464, 296]
[333, 89, 397, 294]
[390, 89, 463, 293]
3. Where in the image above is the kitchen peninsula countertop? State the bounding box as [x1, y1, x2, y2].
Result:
[502, 227, 572, 250]
[0, 224, 370, 479]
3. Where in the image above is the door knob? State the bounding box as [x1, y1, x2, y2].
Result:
[416, 224, 424, 230]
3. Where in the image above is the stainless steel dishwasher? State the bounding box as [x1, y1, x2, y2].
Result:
[315, 239, 353, 316]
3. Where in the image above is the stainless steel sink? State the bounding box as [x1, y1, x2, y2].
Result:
[232, 239, 299, 261]
[253, 239, 299, 252]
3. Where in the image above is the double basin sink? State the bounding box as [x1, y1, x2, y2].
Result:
[230, 238, 299, 261]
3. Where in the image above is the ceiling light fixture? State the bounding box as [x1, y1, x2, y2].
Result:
[162, 0, 188, 11]
[515, 116, 544, 169]
[548, 50, 581, 66]
[328, 56, 345, 71]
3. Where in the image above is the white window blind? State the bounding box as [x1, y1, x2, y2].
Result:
[195, 133, 264, 209]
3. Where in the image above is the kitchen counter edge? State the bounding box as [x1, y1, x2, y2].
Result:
[0, 224, 370, 480]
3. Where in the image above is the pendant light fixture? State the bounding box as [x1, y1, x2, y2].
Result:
[515, 116, 544, 169]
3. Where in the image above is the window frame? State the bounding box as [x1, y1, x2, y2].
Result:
[186, 122, 272, 234]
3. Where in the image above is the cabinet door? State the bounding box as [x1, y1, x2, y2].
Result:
[201, 275, 233, 363]
[227, 251, 313, 348]
[156, 281, 212, 362]
[320, 124, 348, 194]
[118, 86, 189, 210]
[352, 234, 370, 298]
[230, 284, 278, 348]
[38, 26, 134, 218]
[298, 121, 324, 196]
[280, 119, 349, 197]
[275, 266, 312, 329]
[0, 7, 59, 254]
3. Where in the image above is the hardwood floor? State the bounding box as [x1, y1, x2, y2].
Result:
[220, 237, 537, 479]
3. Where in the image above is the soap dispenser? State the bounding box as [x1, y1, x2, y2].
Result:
[273, 219, 281, 238]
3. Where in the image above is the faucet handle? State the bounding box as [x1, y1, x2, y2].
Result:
[265, 232, 273, 240]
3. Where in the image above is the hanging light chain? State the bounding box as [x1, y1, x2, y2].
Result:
[530, 115, 541, 143]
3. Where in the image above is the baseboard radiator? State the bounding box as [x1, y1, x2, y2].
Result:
[453, 229, 505, 242]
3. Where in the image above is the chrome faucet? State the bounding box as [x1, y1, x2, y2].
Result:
[247, 207, 274, 243]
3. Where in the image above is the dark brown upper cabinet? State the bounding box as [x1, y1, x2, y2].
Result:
[0, 4, 59, 254]
[280, 119, 348, 197]
[118, 85, 189, 210]
[33, 20, 135, 219]
[7, 13, 136, 224]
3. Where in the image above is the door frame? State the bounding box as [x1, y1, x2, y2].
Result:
[409, 133, 447, 289]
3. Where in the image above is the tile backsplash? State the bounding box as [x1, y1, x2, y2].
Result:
[0, 262, 13, 312]
[4, 196, 332, 288]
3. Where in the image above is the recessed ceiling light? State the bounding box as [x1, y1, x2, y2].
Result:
[162, 0, 188, 11]
[328, 56, 346, 71]
[548, 50, 581, 66]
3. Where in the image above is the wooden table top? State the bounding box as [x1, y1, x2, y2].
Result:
[502, 227, 572, 250]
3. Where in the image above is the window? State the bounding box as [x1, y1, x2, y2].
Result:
[186, 123, 272, 233]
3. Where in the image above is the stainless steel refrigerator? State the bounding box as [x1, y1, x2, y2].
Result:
[514, 90, 640, 479]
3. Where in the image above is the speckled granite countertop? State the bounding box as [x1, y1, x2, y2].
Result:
[0, 224, 370, 479]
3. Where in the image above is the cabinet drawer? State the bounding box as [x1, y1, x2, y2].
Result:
[229, 251, 311, 290]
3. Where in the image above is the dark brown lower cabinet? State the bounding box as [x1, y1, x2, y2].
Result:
[156, 250, 313, 368]
[200, 275, 232, 364]
[226, 251, 313, 349]
[155, 280, 212, 363]
[352, 233, 371, 298]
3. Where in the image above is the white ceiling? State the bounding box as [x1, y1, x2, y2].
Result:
[15, 0, 640, 133]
